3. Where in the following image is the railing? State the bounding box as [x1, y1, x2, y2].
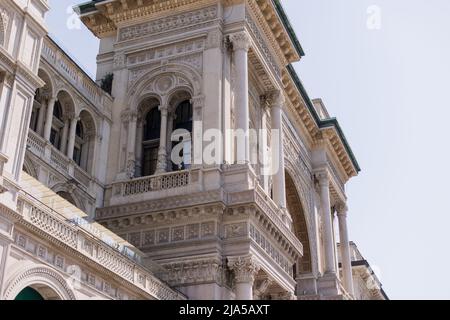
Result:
[41, 38, 113, 115]
[255, 186, 304, 253]
[121, 171, 190, 197]
[26, 130, 92, 189]
[28, 205, 78, 248]
[27, 130, 46, 155]
[74, 166, 91, 187]
[17, 195, 185, 300]
[50, 147, 70, 172]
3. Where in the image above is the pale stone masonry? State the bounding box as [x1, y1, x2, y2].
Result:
[0, 0, 386, 300]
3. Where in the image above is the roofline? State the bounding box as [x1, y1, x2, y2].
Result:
[272, 0, 305, 57]
[350, 260, 389, 300]
[286, 64, 361, 173]
[76, 0, 306, 59]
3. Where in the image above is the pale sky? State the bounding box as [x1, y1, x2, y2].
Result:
[46, 0, 450, 300]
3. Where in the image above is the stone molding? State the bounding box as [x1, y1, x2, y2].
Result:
[118, 6, 219, 42]
[3, 264, 77, 300]
[160, 258, 228, 287]
[227, 255, 260, 284]
[230, 32, 251, 52]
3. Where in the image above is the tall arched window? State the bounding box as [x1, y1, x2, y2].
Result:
[29, 88, 43, 131]
[50, 100, 63, 149]
[142, 107, 161, 177]
[172, 100, 193, 171]
[73, 122, 84, 167]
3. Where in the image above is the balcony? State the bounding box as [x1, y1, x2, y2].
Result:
[16, 173, 185, 300]
[26, 129, 96, 193]
[41, 37, 113, 117]
[109, 168, 206, 206]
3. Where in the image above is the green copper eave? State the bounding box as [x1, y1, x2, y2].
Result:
[286, 64, 361, 173]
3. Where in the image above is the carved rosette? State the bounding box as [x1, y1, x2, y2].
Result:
[227, 256, 260, 284]
[230, 32, 251, 52]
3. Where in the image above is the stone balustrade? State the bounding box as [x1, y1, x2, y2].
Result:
[16, 194, 185, 300]
[41, 38, 113, 116]
[110, 170, 200, 206]
[122, 171, 190, 196]
[254, 185, 304, 254]
[26, 129, 94, 191]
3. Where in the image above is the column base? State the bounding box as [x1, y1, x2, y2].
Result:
[317, 272, 340, 297]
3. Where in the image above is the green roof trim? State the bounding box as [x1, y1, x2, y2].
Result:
[75, 0, 103, 14]
[286, 64, 361, 173]
[272, 0, 305, 57]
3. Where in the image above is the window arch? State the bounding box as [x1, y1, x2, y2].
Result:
[30, 69, 54, 135]
[285, 172, 312, 276]
[49, 100, 63, 149]
[140, 98, 161, 177]
[144, 107, 161, 141]
[171, 99, 193, 171]
[73, 121, 84, 167]
[75, 110, 97, 173]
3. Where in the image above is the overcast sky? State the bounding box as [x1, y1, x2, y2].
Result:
[46, 0, 450, 300]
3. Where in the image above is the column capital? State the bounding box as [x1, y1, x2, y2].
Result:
[158, 104, 169, 117]
[227, 256, 260, 284]
[315, 170, 330, 187]
[121, 109, 138, 123]
[190, 95, 205, 109]
[266, 89, 285, 107]
[230, 32, 251, 52]
[336, 202, 349, 217]
[70, 115, 80, 123]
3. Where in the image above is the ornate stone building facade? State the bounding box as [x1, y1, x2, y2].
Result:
[0, 0, 386, 300]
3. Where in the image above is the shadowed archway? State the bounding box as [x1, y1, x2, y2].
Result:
[285, 172, 312, 275]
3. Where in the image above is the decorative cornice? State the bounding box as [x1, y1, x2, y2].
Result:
[283, 65, 360, 178]
[78, 0, 220, 38]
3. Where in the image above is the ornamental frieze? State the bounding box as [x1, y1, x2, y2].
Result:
[122, 220, 218, 248]
[118, 6, 219, 42]
[245, 12, 282, 78]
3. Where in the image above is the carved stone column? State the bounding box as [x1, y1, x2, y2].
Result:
[36, 98, 47, 135]
[316, 170, 336, 275]
[67, 116, 79, 160]
[228, 256, 260, 300]
[230, 32, 251, 164]
[43, 96, 56, 141]
[155, 104, 168, 174]
[135, 118, 144, 177]
[59, 116, 70, 155]
[191, 95, 204, 167]
[126, 110, 138, 178]
[337, 203, 355, 296]
[268, 91, 287, 212]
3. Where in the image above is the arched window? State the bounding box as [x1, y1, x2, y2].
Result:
[49, 100, 63, 149]
[73, 122, 84, 167]
[172, 100, 193, 171]
[29, 88, 42, 131]
[142, 107, 161, 177]
[53, 101, 62, 120]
